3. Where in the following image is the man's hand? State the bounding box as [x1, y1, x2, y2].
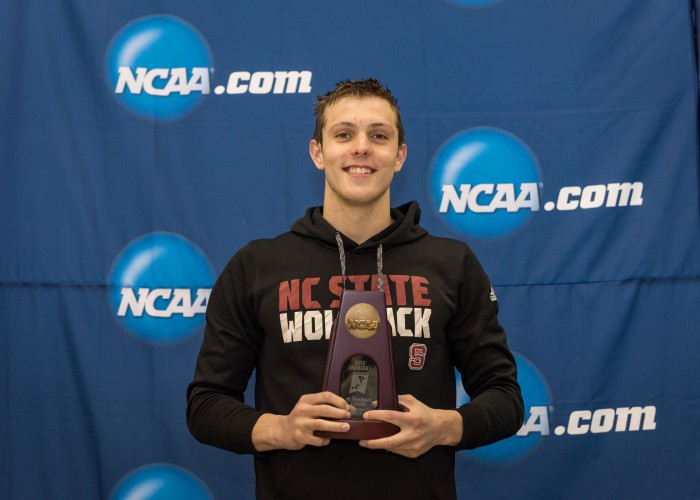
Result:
[252, 392, 351, 452]
[358, 394, 463, 458]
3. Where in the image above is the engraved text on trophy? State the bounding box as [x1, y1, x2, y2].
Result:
[340, 354, 378, 417]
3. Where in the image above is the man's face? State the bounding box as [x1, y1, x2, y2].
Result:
[309, 96, 407, 210]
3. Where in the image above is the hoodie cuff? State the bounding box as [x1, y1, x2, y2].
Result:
[456, 403, 489, 450]
[225, 408, 264, 455]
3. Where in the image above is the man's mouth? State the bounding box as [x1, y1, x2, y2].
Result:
[344, 166, 375, 175]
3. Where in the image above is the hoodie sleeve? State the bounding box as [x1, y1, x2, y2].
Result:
[186, 246, 263, 455]
[448, 247, 524, 450]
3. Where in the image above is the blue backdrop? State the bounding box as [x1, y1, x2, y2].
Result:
[2, 1, 699, 498]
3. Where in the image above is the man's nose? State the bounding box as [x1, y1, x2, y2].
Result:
[352, 134, 371, 155]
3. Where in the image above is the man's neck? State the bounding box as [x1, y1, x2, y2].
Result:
[322, 200, 393, 245]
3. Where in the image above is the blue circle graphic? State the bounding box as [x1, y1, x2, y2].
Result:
[428, 127, 542, 240]
[105, 15, 213, 121]
[457, 352, 551, 465]
[108, 232, 215, 343]
[110, 463, 212, 500]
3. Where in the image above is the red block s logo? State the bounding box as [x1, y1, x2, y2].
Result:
[408, 343, 427, 370]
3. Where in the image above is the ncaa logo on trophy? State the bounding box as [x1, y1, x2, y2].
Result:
[345, 303, 380, 339]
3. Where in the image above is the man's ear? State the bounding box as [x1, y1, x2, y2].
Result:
[394, 143, 407, 173]
[309, 139, 324, 170]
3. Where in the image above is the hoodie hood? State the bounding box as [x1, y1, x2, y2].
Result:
[290, 201, 428, 253]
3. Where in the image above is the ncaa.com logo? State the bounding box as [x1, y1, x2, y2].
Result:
[457, 352, 657, 466]
[428, 127, 644, 240]
[104, 15, 312, 121]
[108, 232, 215, 343]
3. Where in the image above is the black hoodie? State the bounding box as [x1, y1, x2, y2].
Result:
[187, 201, 523, 499]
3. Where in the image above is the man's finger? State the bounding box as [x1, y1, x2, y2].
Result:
[363, 408, 406, 426]
[300, 404, 351, 420]
[301, 391, 351, 409]
[397, 394, 418, 410]
[359, 433, 405, 451]
[311, 419, 350, 434]
[305, 435, 332, 447]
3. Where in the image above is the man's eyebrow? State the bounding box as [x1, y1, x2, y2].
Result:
[329, 121, 356, 129]
[328, 121, 393, 129]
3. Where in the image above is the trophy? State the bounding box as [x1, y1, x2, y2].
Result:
[315, 289, 400, 440]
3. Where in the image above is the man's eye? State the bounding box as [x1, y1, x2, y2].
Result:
[372, 133, 388, 140]
[335, 132, 351, 139]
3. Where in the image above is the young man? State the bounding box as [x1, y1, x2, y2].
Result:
[187, 79, 523, 499]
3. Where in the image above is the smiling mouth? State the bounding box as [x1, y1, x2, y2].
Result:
[344, 166, 375, 175]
